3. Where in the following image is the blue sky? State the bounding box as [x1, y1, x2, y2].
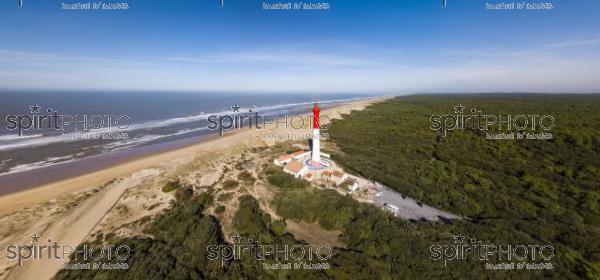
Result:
[0, 0, 599, 93]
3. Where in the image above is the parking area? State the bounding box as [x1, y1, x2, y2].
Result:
[372, 182, 460, 222]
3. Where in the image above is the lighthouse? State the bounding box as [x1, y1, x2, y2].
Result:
[311, 103, 321, 165]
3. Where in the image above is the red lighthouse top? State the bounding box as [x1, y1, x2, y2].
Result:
[312, 103, 320, 129]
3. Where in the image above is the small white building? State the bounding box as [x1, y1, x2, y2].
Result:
[346, 179, 359, 192]
[274, 150, 309, 166]
[321, 170, 332, 181]
[332, 170, 348, 185]
[292, 150, 310, 159]
[284, 160, 308, 178]
[303, 172, 314, 182]
[274, 154, 294, 166]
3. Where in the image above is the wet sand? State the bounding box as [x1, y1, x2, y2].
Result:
[0, 134, 217, 196]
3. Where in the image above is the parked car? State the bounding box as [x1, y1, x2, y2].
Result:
[383, 203, 399, 216]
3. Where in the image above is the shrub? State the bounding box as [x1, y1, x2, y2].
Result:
[222, 179, 239, 190]
[218, 192, 234, 202]
[271, 220, 287, 236]
[161, 180, 180, 193]
[237, 171, 256, 184]
[265, 167, 309, 189]
[214, 205, 226, 214]
[175, 186, 194, 201]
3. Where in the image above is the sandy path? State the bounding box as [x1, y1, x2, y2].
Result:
[5, 169, 158, 280]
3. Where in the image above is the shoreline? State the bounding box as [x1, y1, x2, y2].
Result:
[0, 96, 371, 195]
[0, 98, 384, 217]
[0, 133, 219, 196]
[0, 125, 247, 216]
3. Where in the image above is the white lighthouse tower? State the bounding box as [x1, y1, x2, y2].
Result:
[311, 103, 321, 165]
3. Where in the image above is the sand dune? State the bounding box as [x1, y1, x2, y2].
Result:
[5, 169, 159, 280]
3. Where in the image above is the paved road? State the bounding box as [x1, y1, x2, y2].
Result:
[363, 178, 460, 222]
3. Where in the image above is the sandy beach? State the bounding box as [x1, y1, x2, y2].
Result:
[0, 99, 378, 216]
[0, 98, 383, 280]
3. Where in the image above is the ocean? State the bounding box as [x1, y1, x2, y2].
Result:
[0, 91, 372, 194]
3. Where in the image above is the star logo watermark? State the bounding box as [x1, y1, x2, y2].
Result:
[453, 234, 465, 244]
[230, 233, 243, 244]
[453, 104, 465, 114]
[231, 104, 241, 113]
[29, 104, 41, 114]
[30, 233, 41, 244]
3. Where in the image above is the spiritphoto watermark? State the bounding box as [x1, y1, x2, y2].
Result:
[429, 104, 555, 140]
[207, 233, 332, 270]
[207, 104, 331, 137]
[5, 233, 130, 270]
[430, 234, 554, 270]
[0, 104, 131, 140]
